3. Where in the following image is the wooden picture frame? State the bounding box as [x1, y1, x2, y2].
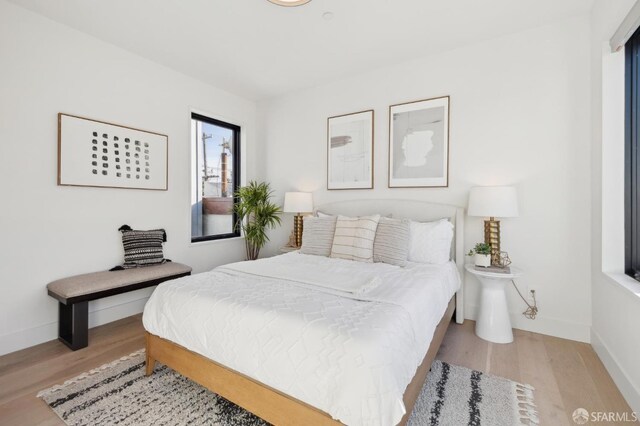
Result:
[327, 110, 374, 190]
[388, 96, 450, 188]
[58, 113, 168, 190]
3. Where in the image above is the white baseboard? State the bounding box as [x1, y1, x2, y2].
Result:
[591, 329, 640, 414]
[465, 304, 591, 343]
[0, 296, 150, 356]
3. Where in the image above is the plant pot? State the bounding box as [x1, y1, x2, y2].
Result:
[475, 253, 491, 267]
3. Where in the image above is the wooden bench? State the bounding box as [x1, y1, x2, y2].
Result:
[47, 262, 192, 350]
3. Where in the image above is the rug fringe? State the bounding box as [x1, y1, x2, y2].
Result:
[513, 382, 539, 425]
[36, 349, 145, 398]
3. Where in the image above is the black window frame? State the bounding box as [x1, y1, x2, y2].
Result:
[191, 112, 241, 243]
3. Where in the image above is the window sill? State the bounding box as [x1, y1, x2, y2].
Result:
[189, 236, 245, 247]
[603, 272, 640, 299]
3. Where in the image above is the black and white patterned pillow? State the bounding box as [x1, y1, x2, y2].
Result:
[113, 225, 168, 270]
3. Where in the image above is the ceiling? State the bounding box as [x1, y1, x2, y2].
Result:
[9, 0, 594, 100]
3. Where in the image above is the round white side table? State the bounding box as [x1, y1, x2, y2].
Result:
[465, 264, 523, 344]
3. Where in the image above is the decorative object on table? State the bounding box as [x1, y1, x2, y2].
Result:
[111, 225, 168, 270]
[388, 96, 449, 188]
[467, 185, 519, 265]
[464, 264, 523, 344]
[58, 113, 168, 190]
[283, 192, 313, 247]
[467, 242, 492, 267]
[497, 251, 512, 267]
[234, 181, 282, 260]
[38, 351, 537, 426]
[327, 110, 374, 190]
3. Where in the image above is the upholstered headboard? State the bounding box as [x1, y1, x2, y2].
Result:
[315, 199, 465, 324]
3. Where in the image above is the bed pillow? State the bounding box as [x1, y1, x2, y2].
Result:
[330, 215, 380, 263]
[113, 224, 167, 270]
[300, 216, 337, 257]
[373, 217, 410, 267]
[408, 219, 454, 264]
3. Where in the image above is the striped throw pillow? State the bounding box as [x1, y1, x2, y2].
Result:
[117, 225, 167, 269]
[330, 215, 380, 263]
[300, 216, 337, 257]
[373, 217, 410, 266]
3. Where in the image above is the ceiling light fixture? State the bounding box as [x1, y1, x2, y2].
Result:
[267, 0, 311, 7]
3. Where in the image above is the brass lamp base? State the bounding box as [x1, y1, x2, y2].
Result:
[293, 214, 304, 247]
[484, 217, 501, 265]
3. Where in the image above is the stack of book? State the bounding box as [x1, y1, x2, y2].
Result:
[474, 265, 511, 274]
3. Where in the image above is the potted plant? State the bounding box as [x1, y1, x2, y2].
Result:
[468, 242, 492, 267]
[234, 181, 282, 260]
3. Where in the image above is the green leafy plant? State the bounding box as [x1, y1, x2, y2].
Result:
[234, 181, 282, 260]
[467, 242, 492, 256]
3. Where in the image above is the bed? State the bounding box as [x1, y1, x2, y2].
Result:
[143, 200, 465, 426]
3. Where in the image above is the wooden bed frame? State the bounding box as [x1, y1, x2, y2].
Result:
[145, 199, 464, 425]
[145, 296, 455, 426]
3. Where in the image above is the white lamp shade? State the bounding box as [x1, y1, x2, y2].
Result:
[468, 186, 519, 218]
[283, 192, 313, 213]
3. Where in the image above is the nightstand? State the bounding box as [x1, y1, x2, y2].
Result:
[465, 264, 523, 344]
[280, 245, 299, 254]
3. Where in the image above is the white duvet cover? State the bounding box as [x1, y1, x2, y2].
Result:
[142, 252, 460, 426]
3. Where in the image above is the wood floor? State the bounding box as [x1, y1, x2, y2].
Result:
[0, 315, 632, 426]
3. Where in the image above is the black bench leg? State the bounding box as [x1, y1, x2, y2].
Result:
[58, 301, 88, 350]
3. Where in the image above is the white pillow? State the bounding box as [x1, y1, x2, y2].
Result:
[408, 219, 454, 264]
[330, 215, 380, 262]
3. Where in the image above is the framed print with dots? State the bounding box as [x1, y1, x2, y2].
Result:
[58, 113, 168, 190]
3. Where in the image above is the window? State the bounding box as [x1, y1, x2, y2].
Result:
[191, 113, 240, 242]
[626, 29, 640, 279]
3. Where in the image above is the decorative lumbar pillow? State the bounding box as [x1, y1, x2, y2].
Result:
[300, 216, 338, 257]
[373, 217, 410, 267]
[113, 225, 168, 270]
[330, 215, 381, 263]
[408, 219, 454, 264]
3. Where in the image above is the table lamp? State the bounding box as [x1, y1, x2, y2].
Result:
[468, 186, 519, 265]
[283, 192, 313, 247]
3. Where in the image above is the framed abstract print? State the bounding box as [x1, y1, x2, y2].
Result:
[58, 113, 168, 190]
[389, 96, 449, 188]
[327, 110, 374, 190]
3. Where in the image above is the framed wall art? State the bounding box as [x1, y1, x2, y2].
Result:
[58, 113, 168, 190]
[388, 96, 449, 188]
[327, 109, 374, 190]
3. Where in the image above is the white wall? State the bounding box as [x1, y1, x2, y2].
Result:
[258, 16, 592, 342]
[0, 0, 257, 355]
[590, 0, 640, 413]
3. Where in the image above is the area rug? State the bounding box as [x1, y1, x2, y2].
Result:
[38, 350, 538, 426]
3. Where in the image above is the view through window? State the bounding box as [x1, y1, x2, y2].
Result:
[191, 113, 240, 242]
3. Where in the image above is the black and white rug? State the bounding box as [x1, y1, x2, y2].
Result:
[38, 350, 538, 426]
